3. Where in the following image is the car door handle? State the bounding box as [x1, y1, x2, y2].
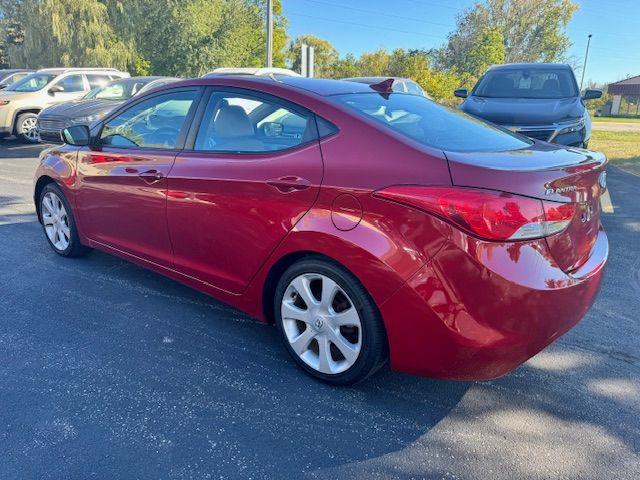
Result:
[138, 169, 164, 183]
[266, 176, 311, 193]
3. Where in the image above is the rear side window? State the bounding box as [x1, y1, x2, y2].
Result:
[99, 90, 196, 149]
[335, 93, 532, 152]
[86, 74, 111, 89]
[194, 92, 315, 153]
[57, 74, 85, 92]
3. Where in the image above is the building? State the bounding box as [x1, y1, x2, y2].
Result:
[608, 75, 640, 116]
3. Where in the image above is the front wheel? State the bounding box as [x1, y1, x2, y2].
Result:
[274, 257, 388, 385]
[16, 112, 40, 143]
[39, 183, 90, 257]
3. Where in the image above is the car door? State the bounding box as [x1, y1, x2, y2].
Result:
[166, 87, 324, 293]
[75, 88, 200, 267]
[47, 73, 88, 105]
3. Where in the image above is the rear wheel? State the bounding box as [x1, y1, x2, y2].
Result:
[16, 112, 40, 143]
[274, 257, 388, 385]
[39, 183, 90, 257]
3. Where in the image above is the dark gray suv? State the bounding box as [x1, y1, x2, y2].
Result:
[455, 63, 602, 148]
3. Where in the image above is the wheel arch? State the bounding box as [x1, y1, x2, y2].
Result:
[13, 108, 42, 134]
[34, 175, 56, 222]
[257, 233, 407, 327]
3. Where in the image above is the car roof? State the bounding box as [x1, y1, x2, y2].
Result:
[487, 63, 572, 71]
[204, 67, 301, 77]
[166, 75, 377, 97]
[343, 76, 414, 84]
[36, 67, 127, 75]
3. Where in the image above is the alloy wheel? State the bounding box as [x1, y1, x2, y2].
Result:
[281, 273, 362, 375]
[21, 116, 40, 142]
[41, 191, 70, 251]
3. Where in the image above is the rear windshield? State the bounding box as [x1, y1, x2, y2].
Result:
[473, 68, 578, 99]
[334, 93, 531, 152]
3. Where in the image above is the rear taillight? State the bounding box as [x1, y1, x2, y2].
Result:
[374, 186, 576, 241]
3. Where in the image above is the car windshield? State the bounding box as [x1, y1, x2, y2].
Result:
[335, 93, 532, 152]
[473, 68, 578, 99]
[84, 78, 150, 100]
[6, 73, 57, 92]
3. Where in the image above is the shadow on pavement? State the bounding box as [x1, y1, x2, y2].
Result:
[0, 217, 469, 480]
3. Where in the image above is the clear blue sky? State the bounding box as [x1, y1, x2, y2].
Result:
[281, 0, 640, 85]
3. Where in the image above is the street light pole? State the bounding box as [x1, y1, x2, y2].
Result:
[266, 0, 273, 68]
[580, 34, 592, 92]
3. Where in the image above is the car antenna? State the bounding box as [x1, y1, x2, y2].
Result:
[369, 78, 394, 99]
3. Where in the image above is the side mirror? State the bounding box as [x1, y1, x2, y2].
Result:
[454, 88, 468, 99]
[582, 89, 602, 100]
[0, 84, 7, 90]
[62, 125, 91, 146]
[48, 85, 64, 95]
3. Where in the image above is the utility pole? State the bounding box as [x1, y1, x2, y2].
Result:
[266, 0, 273, 68]
[580, 34, 592, 92]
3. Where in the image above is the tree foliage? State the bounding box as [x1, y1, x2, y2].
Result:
[436, 0, 579, 73]
[0, 0, 288, 75]
[0, 0, 133, 69]
[287, 34, 338, 77]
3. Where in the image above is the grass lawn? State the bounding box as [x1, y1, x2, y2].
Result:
[590, 130, 640, 176]
[592, 116, 640, 123]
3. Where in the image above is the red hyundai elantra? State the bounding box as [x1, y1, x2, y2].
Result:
[34, 76, 608, 385]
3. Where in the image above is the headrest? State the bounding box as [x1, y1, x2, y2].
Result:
[214, 105, 254, 138]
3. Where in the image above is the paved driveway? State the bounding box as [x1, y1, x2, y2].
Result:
[1, 141, 638, 479]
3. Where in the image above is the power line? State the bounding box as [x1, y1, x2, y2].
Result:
[287, 12, 447, 40]
[299, 0, 455, 29]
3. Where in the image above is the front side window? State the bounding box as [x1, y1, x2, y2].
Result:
[6, 73, 56, 92]
[56, 74, 85, 92]
[473, 68, 578, 99]
[194, 92, 313, 153]
[99, 90, 196, 149]
[335, 93, 532, 152]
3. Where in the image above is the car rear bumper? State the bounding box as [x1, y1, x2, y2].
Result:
[380, 227, 608, 380]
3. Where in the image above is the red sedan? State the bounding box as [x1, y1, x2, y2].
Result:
[34, 76, 608, 385]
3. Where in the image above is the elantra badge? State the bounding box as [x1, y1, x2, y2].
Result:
[545, 185, 577, 195]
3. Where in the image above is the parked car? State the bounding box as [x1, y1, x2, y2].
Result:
[0, 67, 129, 143]
[343, 76, 428, 97]
[204, 67, 301, 77]
[0, 69, 34, 89]
[34, 76, 608, 385]
[38, 76, 179, 143]
[455, 63, 602, 148]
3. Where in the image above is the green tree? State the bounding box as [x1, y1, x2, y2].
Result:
[287, 34, 338, 77]
[0, 0, 133, 69]
[436, 0, 579, 72]
[466, 27, 505, 77]
[104, 0, 288, 76]
[328, 53, 361, 78]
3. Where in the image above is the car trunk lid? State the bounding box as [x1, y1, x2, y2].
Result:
[445, 143, 608, 273]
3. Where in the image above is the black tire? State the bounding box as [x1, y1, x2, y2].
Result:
[16, 112, 40, 143]
[39, 182, 91, 257]
[274, 256, 388, 385]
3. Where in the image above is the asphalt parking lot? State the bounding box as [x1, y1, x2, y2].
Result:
[1, 140, 639, 480]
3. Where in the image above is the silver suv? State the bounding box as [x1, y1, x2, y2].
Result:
[0, 67, 129, 143]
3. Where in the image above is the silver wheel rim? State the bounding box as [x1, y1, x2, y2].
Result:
[22, 116, 40, 141]
[41, 192, 71, 251]
[281, 273, 362, 375]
